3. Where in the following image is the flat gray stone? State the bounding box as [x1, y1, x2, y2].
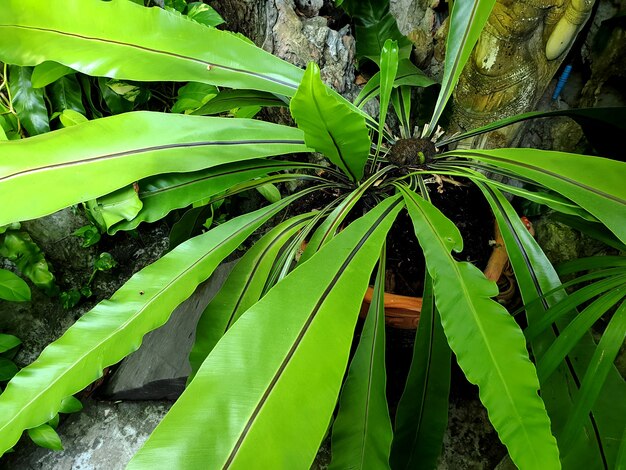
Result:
[103, 261, 237, 400]
[1, 399, 171, 470]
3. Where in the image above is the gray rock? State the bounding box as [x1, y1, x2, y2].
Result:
[210, 0, 357, 94]
[103, 261, 237, 400]
[1, 399, 171, 470]
[295, 0, 323, 17]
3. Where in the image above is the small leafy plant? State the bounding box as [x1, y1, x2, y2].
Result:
[0, 1, 624, 468]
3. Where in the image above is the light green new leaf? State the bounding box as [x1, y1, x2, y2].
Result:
[0, 111, 308, 226]
[390, 274, 451, 469]
[426, 0, 496, 136]
[0, 195, 302, 456]
[129, 196, 404, 469]
[0, 269, 30, 302]
[451, 148, 626, 245]
[330, 248, 392, 470]
[188, 212, 314, 377]
[31, 61, 73, 88]
[0, 0, 303, 97]
[290, 62, 370, 182]
[399, 186, 560, 469]
[27, 424, 63, 451]
[59, 109, 88, 128]
[8, 65, 49, 136]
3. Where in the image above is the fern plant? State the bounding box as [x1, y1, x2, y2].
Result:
[0, 1, 624, 468]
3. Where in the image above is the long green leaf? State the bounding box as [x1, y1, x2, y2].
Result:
[426, 0, 496, 136]
[437, 107, 626, 157]
[128, 196, 404, 469]
[0, 195, 302, 456]
[376, 40, 399, 154]
[390, 274, 451, 469]
[450, 148, 626, 244]
[290, 62, 370, 182]
[192, 89, 287, 116]
[355, 59, 435, 108]
[478, 183, 625, 468]
[8, 65, 49, 136]
[0, 268, 30, 302]
[0, 0, 303, 97]
[188, 212, 314, 377]
[329, 247, 392, 470]
[399, 185, 560, 469]
[560, 300, 626, 451]
[95, 160, 309, 234]
[49, 75, 86, 115]
[0, 111, 308, 226]
[536, 287, 626, 383]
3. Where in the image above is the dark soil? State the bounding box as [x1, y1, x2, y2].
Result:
[385, 181, 494, 297]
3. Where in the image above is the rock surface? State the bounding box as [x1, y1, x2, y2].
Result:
[1, 399, 171, 470]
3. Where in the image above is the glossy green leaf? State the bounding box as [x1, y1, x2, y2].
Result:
[0, 196, 301, 456]
[27, 424, 63, 451]
[186, 2, 225, 28]
[31, 61, 73, 88]
[129, 196, 403, 469]
[426, 0, 496, 136]
[168, 206, 212, 250]
[50, 75, 86, 115]
[8, 65, 49, 136]
[376, 39, 399, 153]
[0, 334, 21, 353]
[0, 358, 19, 381]
[192, 90, 287, 116]
[330, 248, 392, 470]
[0, 0, 303, 97]
[59, 396, 82, 414]
[355, 59, 435, 108]
[561, 300, 626, 450]
[0, 269, 31, 302]
[557, 256, 626, 276]
[478, 183, 625, 468]
[400, 185, 560, 469]
[0, 232, 55, 294]
[189, 212, 314, 377]
[291, 62, 369, 181]
[171, 82, 218, 114]
[390, 274, 451, 469]
[0, 111, 308, 227]
[450, 148, 626, 245]
[536, 288, 626, 383]
[340, 0, 411, 64]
